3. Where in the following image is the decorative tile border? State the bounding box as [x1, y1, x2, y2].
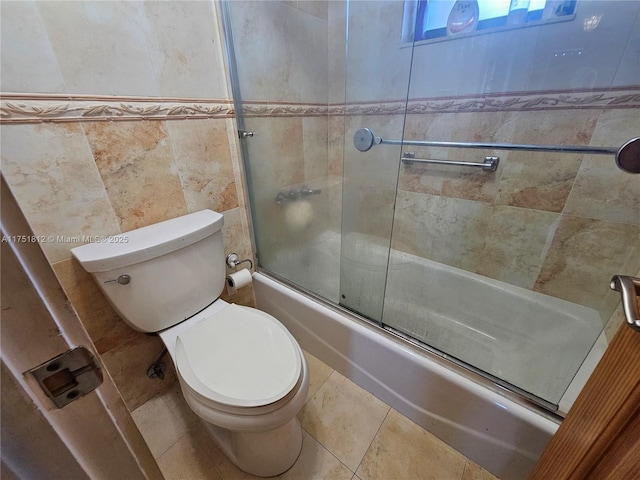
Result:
[0, 94, 235, 124]
[336, 87, 640, 116]
[404, 88, 640, 114]
[1, 87, 638, 124]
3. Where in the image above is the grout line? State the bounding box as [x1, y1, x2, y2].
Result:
[300, 426, 356, 476]
[353, 406, 392, 477]
[153, 424, 194, 462]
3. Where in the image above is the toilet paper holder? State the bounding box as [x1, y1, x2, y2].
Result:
[226, 253, 253, 270]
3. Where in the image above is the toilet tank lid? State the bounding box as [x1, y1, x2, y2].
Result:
[71, 210, 224, 272]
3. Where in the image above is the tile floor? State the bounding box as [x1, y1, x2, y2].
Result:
[132, 351, 500, 480]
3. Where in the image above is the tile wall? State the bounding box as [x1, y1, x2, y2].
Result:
[1, 0, 254, 411]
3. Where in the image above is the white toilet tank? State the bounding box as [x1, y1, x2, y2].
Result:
[71, 210, 226, 333]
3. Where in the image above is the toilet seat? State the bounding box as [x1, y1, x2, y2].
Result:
[175, 304, 302, 409]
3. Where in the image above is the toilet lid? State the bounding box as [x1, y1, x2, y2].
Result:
[175, 304, 302, 407]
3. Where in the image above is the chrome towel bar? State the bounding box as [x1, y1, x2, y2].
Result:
[354, 128, 640, 174]
[402, 152, 499, 172]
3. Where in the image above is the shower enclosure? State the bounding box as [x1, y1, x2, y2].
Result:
[222, 0, 640, 413]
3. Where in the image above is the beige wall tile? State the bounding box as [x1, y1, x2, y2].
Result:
[167, 118, 239, 214]
[299, 371, 390, 471]
[345, 1, 412, 102]
[248, 116, 305, 193]
[566, 152, 640, 225]
[399, 111, 508, 203]
[303, 116, 329, 181]
[328, 115, 345, 176]
[1, 123, 121, 263]
[101, 334, 177, 411]
[0, 0, 66, 93]
[297, 1, 329, 20]
[475, 206, 560, 289]
[534, 215, 640, 321]
[496, 109, 600, 146]
[143, 1, 228, 99]
[37, 1, 159, 96]
[356, 409, 466, 480]
[391, 191, 491, 273]
[222, 207, 254, 267]
[398, 161, 456, 197]
[226, 118, 249, 205]
[495, 151, 582, 212]
[565, 109, 640, 225]
[328, 2, 347, 104]
[52, 258, 137, 354]
[219, 207, 256, 308]
[441, 164, 502, 204]
[229, 1, 327, 103]
[83, 120, 188, 231]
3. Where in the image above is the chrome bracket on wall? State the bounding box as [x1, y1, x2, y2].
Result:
[610, 275, 640, 332]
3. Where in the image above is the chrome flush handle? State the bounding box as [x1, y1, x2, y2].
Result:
[610, 275, 640, 332]
[104, 274, 131, 285]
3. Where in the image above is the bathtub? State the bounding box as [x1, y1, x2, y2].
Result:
[267, 230, 605, 412]
[254, 271, 558, 480]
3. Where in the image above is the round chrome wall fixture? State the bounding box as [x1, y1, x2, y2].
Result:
[353, 128, 381, 152]
[615, 137, 640, 174]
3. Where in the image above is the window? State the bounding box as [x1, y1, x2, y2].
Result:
[402, 0, 577, 43]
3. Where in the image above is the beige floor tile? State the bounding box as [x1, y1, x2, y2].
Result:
[299, 371, 390, 471]
[279, 430, 353, 480]
[131, 393, 191, 458]
[209, 429, 353, 480]
[160, 382, 199, 432]
[462, 459, 500, 480]
[303, 350, 334, 403]
[157, 423, 223, 480]
[356, 409, 467, 480]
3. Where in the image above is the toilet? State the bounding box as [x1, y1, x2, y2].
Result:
[71, 210, 309, 477]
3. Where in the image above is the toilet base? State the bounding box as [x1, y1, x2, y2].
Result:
[202, 416, 303, 477]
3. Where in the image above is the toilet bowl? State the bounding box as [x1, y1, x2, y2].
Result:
[159, 300, 309, 476]
[71, 210, 309, 477]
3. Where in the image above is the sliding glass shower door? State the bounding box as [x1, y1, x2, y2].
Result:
[338, 0, 414, 321]
[373, 0, 639, 409]
[223, 1, 344, 303]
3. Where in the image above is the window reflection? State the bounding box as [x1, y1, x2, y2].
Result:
[409, 0, 577, 42]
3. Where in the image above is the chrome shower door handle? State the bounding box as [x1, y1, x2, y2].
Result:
[610, 275, 640, 332]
